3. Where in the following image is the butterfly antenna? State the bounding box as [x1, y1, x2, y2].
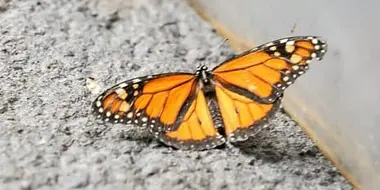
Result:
[209, 38, 228, 59]
[198, 38, 228, 68]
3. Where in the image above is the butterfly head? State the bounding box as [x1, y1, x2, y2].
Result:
[195, 64, 212, 84]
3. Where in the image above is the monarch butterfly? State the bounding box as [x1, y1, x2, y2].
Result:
[92, 36, 327, 150]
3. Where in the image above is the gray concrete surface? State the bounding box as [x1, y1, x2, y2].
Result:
[0, 0, 353, 189]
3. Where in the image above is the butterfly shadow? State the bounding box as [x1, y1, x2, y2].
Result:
[119, 127, 155, 143]
[230, 126, 317, 164]
[115, 123, 321, 163]
[118, 126, 177, 150]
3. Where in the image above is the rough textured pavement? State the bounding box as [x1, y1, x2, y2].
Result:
[0, 0, 353, 189]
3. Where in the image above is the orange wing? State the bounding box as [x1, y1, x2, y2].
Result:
[157, 88, 225, 150]
[212, 36, 327, 103]
[92, 73, 197, 132]
[214, 82, 281, 141]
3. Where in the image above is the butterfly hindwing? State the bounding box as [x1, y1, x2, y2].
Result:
[212, 36, 327, 103]
[214, 83, 281, 142]
[157, 88, 226, 150]
[92, 73, 197, 132]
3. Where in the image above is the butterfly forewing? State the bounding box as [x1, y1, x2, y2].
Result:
[92, 73, 197, 132]
[212, 36, 327, 103]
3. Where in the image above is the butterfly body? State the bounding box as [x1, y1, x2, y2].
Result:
[92, 36, 327, 150]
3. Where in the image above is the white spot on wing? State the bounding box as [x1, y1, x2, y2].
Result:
[280, 39, 289, 43]
[265, 42, 274, 47]
[286, 41, 295, 45]
[119, 83, 128, 88]
[269, 46, 277, 51]
[132, 79, 142, 83]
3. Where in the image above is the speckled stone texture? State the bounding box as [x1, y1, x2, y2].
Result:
[0, 0, 353, 189]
